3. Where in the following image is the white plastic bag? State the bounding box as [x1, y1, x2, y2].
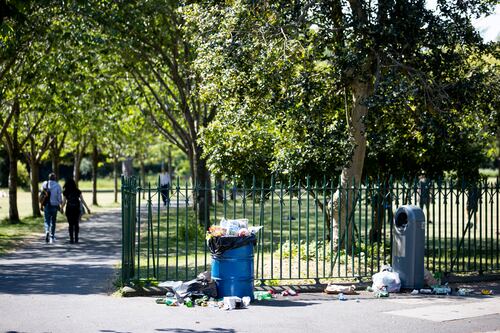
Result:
[371, 270, 401, 293]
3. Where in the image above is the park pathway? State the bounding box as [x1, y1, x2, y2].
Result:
[0, 210, 122, 295]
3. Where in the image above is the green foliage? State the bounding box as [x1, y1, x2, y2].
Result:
[16, 161, 29, 189]
[187, 1, 498, 182]
[356, 241, 392, 268]
[128, 278, 159, 288]
[175, 222, 205, 242]
[277, 240, 332, 261]
[364, 52, 499, 180]
[188, 2, 351, 181]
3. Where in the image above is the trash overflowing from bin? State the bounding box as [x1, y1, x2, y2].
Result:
[208, 219, 261, 300]
[153, 218, 263, 309]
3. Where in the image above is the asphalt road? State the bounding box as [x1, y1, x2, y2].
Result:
[0, 210, 499, 333]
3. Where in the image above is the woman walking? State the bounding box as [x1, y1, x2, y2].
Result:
[61, 178, 90, 244]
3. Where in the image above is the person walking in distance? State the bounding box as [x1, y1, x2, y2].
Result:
[41, 173, 63, 244]
[159, 167, 171, 206]
[61, 178, 90, 244]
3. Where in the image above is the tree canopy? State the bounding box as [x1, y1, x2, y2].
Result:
[0, 0, 498, 229]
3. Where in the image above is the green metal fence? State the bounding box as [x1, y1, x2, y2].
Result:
[121, 176, 500, 285]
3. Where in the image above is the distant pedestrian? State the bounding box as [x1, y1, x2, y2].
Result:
[159, 167, 171, 206]
[41, 173, 63, 244]
[466, 183, 479, 227]
[418, 173, 430, 210]
[61, 178, 90, 244]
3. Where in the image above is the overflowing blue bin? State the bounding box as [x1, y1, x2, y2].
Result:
[209, 235, 256, 300]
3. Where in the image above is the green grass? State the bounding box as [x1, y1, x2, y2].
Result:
[77, 178, 118, 190]
[0, 216, 44, 255]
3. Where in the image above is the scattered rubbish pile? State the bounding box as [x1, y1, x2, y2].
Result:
[157, 271, 217, 306]
[363, 265, 493, 298]
[155, 219, 302, 310]
[154, 285, 298, 309]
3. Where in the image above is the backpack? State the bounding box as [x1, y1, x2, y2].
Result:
[39, 185, 51, 211]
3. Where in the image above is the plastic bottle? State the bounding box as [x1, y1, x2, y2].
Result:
[184, 297, 193, 307]
[165, 298, 177, 306]
[254, 291, 272, 300]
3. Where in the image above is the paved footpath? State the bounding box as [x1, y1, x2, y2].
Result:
[0, 210, 499, 333]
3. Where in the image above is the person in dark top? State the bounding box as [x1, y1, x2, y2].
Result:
[61, 178, 90, 244]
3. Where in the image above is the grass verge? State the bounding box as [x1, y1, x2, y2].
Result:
[0, 216, 44, 255]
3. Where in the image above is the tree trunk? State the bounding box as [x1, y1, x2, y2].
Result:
[168, 148, 173, 181]
[92, 143, 98, 205]
[7, 154, 19, 223]
[5, 99, 20, 223]
[192, 145, 212, 228]
[73, 138, 90, 186]
[74, 153, 82, 185]
[113, 155, 119, 203]
[369, 182, 389, 244]
[216, 177, 224, 203]
[140, 159, 146, 199]
[29, 160, 42, 218]
[50, 133, 66, 180]
[51, 155, 59, 180]
[122, 157, 133, 177]
[330, 79, 372, 250]
[172, 150, 212, 229]
[26, 135, 50, 218]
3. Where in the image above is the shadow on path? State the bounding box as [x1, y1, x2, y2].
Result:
[0, 210, 122, 295]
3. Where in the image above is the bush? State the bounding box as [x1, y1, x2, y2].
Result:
[175, 223, 205, 241]
[277, 240, 332, 261]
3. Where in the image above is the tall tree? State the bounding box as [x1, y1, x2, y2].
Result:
[190, 1, 498, 247]
[88, 0, 215, 225]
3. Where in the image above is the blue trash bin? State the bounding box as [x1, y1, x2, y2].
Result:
[211, 242, 254, 300]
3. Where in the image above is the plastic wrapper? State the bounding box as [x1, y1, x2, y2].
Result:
[159, 271, 217, 302]
[208, 234, 257, 257]
[219, 218, 248, 236]
[324, 283, 357, 295]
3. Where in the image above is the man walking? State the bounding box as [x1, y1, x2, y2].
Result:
[41, 173, 63, 244]
[159, 167, 171, 206]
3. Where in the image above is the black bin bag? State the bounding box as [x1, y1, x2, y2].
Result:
[174, 271, 217, 301]
[208, 234, 257, 258]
